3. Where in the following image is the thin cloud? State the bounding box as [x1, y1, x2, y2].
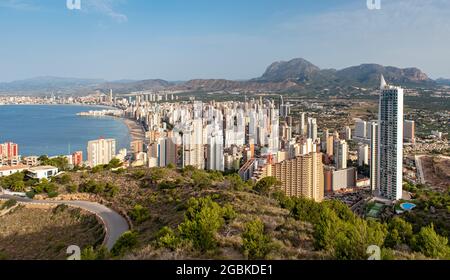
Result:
[83, 0, 128, 23]
[0, 0, 39, 10]
[275, 0, 450, 78]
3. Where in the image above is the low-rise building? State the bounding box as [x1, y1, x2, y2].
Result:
[26, 166, 59, 180]
[0, 164, 28, 177]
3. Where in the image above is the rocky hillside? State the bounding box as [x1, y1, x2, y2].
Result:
[0, 58, 438, 95]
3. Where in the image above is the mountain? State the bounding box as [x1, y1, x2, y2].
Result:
[436, 78, 450, 86]
[0, 76, 104, 93]
[0, 59, 439, 95]
[96, 79, 173, 94]
[335, 64, 434, 87]
[256, 58, 321, 82]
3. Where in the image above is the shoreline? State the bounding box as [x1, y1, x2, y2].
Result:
[120, 117, 146, 143]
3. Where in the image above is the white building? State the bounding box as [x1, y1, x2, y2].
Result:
[334, 139, 348, 170]
[358, 144, 369, 166]
[377, 75, 404, 200]
[307, 118, 318, 141]
[87, 138, 116, 167]
[0, 165, 28, 177]
[27, 166, 59, 180]
[355, 119, 367, 139]
[404, 120, 415, 143]
[369, 121, 379, 191]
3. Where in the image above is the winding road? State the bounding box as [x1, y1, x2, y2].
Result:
[0, 194, 129, 250]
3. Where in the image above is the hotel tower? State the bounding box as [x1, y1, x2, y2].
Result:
[377, 75, 404, 200]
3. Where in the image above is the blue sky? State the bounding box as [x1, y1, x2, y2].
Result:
[1, 0, 449, 82]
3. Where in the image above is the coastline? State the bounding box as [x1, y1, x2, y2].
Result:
[121, 117, 146, 143]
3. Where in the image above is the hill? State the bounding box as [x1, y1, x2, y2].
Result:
[0, 59, 439, 95]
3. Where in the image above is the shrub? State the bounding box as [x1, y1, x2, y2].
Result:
[254, 177, 280, 195]
[66, 184, 78, 194]
[57, 174, 72, 185]
[222, 203, 237, 223]
[1, 199, 17, 210]
[156, 226, 181, 251]
[178, 196, 225, 251]
[132, 170, 146, 180]
[411, 224, 450, 259]
[111, 231, 139, 257]
[384, 217, 413, 248]
[242, 219, 272, 260]
[104, 183, 119, 198]
[81, 246, 110, 260]
[129, 204, 150, 224]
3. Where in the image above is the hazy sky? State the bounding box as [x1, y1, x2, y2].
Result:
[1, 0, 449, 82]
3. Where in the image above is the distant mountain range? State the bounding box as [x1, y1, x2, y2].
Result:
[0, 58, 442, 95]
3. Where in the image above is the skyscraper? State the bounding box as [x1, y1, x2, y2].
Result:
[369, 121, 378, 191]
[334, 139, 348, 170]
[378, 75, 404, 200]
[261, 152, 324, 202]
[87, 138, 116, 167]
[307, 118, 318, 141]
[404, 120, 416, 144]
[358, 144, 369, 166]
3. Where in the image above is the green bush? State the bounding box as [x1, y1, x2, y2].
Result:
[57, 174, 72, 185]
[156, 226, 181, 251]
[178, 196, 225, 251]
[411, 224, 450, 259]
[132, 170, 146, 180]
[1, 199, 17, 210]
[222, 203, 237, 223]
[242, 219, 272, 260]
[129, 204, 150, 224]
[81, 246, 110, 260]
[66, 184, 78, 194]
[111, 231, 139, 257]
[384, 217, 413, 248]
[254, 177, 280, 195]
[104, 183, 119, 198]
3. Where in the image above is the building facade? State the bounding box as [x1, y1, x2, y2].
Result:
[377, 76, 404, 200]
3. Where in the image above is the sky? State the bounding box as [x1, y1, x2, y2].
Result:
[1, 0, 450, 82]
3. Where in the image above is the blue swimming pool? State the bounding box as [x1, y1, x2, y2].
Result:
[400, 203, 417, 211]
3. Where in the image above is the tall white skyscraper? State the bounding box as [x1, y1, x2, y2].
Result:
[334, 139, 348, 170]
[355, 119, 367, 139]
[369, 121, 378, 191]
[378, 75, 404, 200]
[299, 112, 306, 136]
[358, 144, 369, 166]
[307, 118, 318, 141]
[87, 138, 116, 167]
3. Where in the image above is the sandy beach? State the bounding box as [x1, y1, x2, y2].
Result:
[122, 118, 146, 142]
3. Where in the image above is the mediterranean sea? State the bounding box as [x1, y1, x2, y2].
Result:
[0, 105, 131, 157]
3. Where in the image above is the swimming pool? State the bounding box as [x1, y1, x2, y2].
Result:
[400, 203, 417, 211]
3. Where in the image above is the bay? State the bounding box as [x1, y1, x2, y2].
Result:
[0, 105, 131, 157]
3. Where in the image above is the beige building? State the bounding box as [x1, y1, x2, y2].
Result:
[87, 138, 116, 167]
[260, 152, 324, 202]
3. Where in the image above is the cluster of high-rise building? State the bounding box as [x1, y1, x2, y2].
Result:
[112, 75, 406, 202]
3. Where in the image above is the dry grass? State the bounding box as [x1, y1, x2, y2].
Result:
[0, 205, 104, 260]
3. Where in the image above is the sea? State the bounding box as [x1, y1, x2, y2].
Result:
[0, 105, 131, 157]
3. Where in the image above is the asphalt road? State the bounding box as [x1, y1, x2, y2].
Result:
[0, 194, 129, 250]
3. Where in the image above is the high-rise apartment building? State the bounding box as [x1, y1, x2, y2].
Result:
[334, 139, 348, 170]
[404, 120, 415, 144]
[355, 119, 367, 139]
[358, 144, 369, 166]
[72, 151, 83, 166]
[378, 75, 404, 200]
[307, 118, 318, 141]
[261, 152, 324, 202]
[0, 142, 19, 159]
[87, 138, 116, 167]
[369, 121, 378, 191]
